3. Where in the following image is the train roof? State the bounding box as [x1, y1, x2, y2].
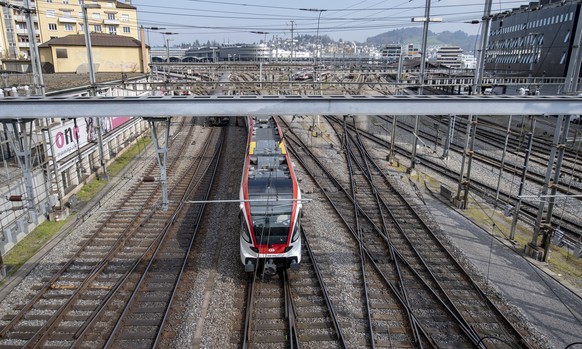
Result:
[247, 116, 293, 200]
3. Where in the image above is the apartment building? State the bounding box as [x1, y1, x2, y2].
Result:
[436, 46, 463, 69]
[380, 44, 402, 62]
[0, 0, 137, 61]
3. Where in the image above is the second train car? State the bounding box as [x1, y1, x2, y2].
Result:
[239, 116, 302, 274]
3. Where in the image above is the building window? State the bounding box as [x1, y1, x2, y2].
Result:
[48, 23, 57, 31]
[64, 23, 74, 31]
[56, 48, 68, 58]
[61, 172, 69, 190]
[92, 12, 101, 20]
[62, 10, 72, 18]
[107, 13, 116, 20]
[46, 10, 56, 17]
[121, 14, 129, 22]
[63, 0, 69, 3]
[123, 26, 130, 33]
[564, 30, 570, 43]
[560, 52, 566, 65]
[46, 0, 52, 2]
[94, 24, 102, 32]
[107, 1, 113, 7]
[108, 25, 116, 34]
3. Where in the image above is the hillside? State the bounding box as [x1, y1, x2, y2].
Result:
[366, 27, 479, 53]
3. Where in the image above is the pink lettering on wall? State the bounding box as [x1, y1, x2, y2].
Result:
[55, 126, 80, 149]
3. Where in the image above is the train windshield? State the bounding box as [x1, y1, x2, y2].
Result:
[248, 177, 294, 245]
[251, 204, 293, 244]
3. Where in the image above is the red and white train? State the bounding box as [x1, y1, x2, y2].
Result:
[239, 116, 302, 274]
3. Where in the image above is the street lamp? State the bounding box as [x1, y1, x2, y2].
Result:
[140, 26, 166, 76]
[159, 32, 177, 79]
[410, 1, 442, 170]
[299, 8, 327, 65]
[80, 0, 100, 95]
[80, 0, 108, 181]
[411, 14, 442, 93]
[159, 32, 177, 63]
[142, 26, 166, 44]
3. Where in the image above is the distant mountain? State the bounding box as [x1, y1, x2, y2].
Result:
[366, 27, 479, 53]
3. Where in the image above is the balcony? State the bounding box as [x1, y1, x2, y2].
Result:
[16, 29, 28, 35]
[59, 17, 77, 24]
[103, 19, 120, 25]
[18, 42, 30, 48]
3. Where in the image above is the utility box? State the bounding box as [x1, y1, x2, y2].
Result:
[525, 244, 543, 261]
[440, 185, 453, 202]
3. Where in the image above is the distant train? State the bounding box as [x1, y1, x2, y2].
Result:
[239, 116, 302, 275]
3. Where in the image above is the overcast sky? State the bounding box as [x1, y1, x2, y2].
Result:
[131, 0, 533, 46]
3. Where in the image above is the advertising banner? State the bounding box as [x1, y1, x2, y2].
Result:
[46, 117, 132, 161]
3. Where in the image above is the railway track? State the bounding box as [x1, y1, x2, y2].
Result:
[376, 115, 582, 197]
[279, 115, 539, 348]
[76, 127, 224, 348]
[0, 119, 222, 349]
[332, 116, 582, 249]
[241, 228, 345, 348]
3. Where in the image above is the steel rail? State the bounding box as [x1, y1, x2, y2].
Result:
[340, 119, 482, 346]
[333, 117, 582, 247]
[241, 273, 256, 349]
[151, 130, 224, 348]
[2, 120, 196, 348]
[388, 114, 582, 196]
[281, 121, 438, 348]
[24, 120, 201, 348]
[284, 116, 533, 347]
[300, 227, 348, 348]
[346, 120, 426, 348]
[62, 120, 200, 344]
[282, 270, 301, 349]
[343, 123, 376, 349]
[98, 128, 224, 348]
[347, 118, 537, 348]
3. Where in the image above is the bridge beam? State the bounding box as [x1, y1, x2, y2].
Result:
[0, 95, 580, 118]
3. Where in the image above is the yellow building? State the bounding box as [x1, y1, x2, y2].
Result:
[39, 33, 148, 73]
[0, 0, 138, 60]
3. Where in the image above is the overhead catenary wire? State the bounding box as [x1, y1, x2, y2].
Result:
[132, 0, 533, 42]
[4, 0, 533, 44]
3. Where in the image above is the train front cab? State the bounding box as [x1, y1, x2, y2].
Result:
[239, 196, 301, 274]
